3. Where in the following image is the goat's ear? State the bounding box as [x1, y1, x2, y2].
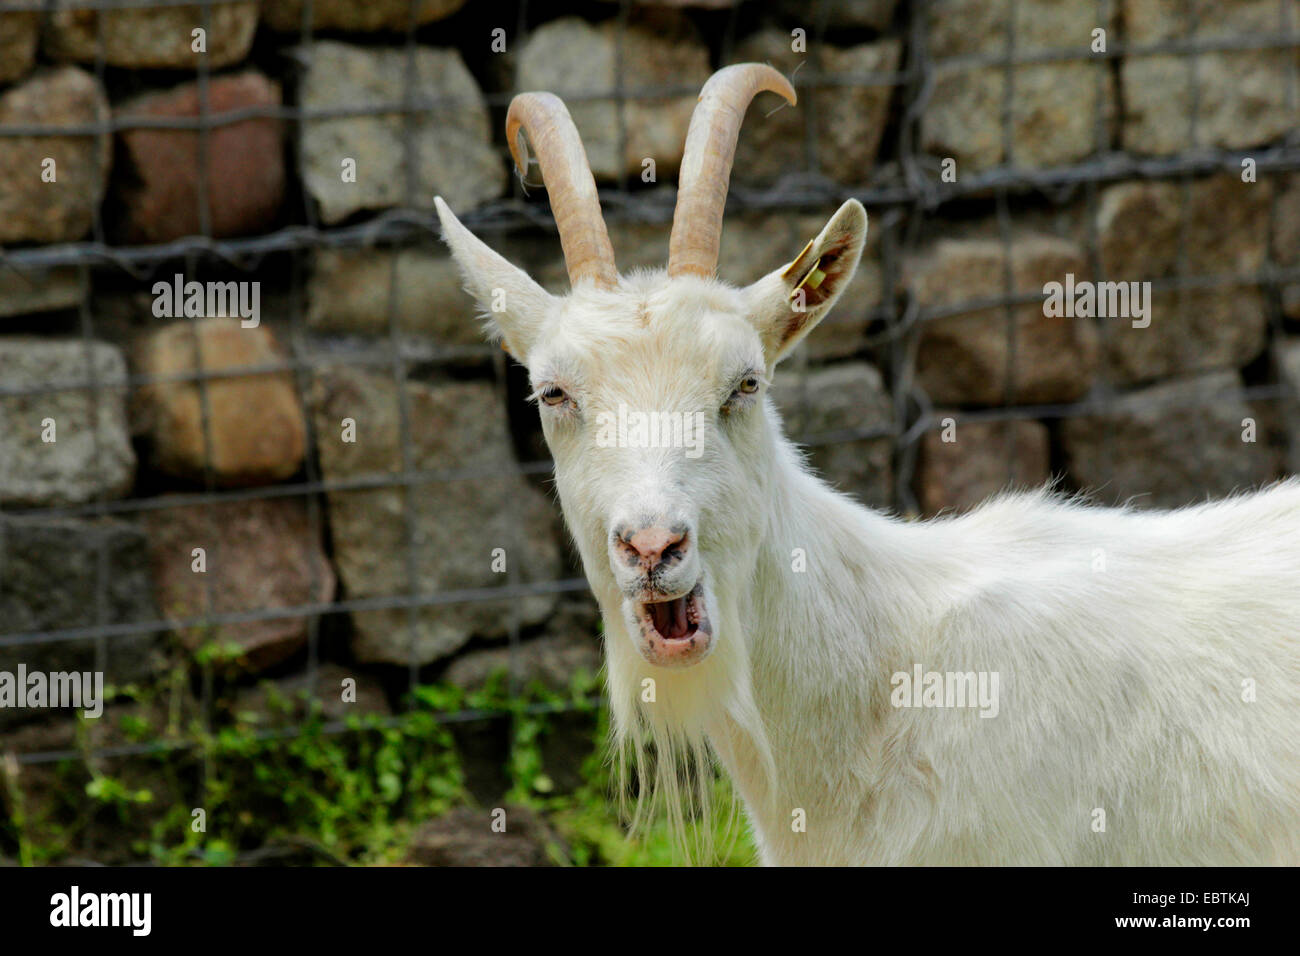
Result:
[435, 196, 556, 363]
[741, 199, 867, 364]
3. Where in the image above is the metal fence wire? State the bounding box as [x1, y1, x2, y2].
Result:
[1, 0, 1298, 803]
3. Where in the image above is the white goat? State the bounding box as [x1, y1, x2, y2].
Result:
[436, 65, 1300, 865]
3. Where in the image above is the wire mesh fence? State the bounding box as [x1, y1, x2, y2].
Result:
[1, 0, 1298, 859]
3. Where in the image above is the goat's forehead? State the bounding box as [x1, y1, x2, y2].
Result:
[531, 285, 761, 384]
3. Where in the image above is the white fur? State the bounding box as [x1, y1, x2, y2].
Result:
[437, 196, 1300, 866]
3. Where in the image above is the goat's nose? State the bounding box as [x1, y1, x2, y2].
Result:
[614, 525, 687, 572]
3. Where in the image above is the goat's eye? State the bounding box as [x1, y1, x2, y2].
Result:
[723, 373, 763, 414]
[539, 385, 568, 406]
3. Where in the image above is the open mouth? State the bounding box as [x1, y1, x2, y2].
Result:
[642, 587, 703, 641]
[632, 582, 713, 666]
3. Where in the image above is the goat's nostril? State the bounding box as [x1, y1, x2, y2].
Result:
[624, 526, 687, 571]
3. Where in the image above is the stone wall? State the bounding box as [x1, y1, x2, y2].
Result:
[0, 1, 1297, 788]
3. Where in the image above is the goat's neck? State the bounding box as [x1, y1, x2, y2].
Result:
[750, 421, 905, 682]
[707, 424, 910, 844]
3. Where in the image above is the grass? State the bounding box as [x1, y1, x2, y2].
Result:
[0, 664, 755, 867]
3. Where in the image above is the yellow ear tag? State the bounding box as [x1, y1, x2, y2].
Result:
[781, 239, 816, 281]
[791, 256, 824, 299]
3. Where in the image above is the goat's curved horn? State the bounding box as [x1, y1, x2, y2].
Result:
[506, 92, 618, 289]
[668, 64, 797, 279]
